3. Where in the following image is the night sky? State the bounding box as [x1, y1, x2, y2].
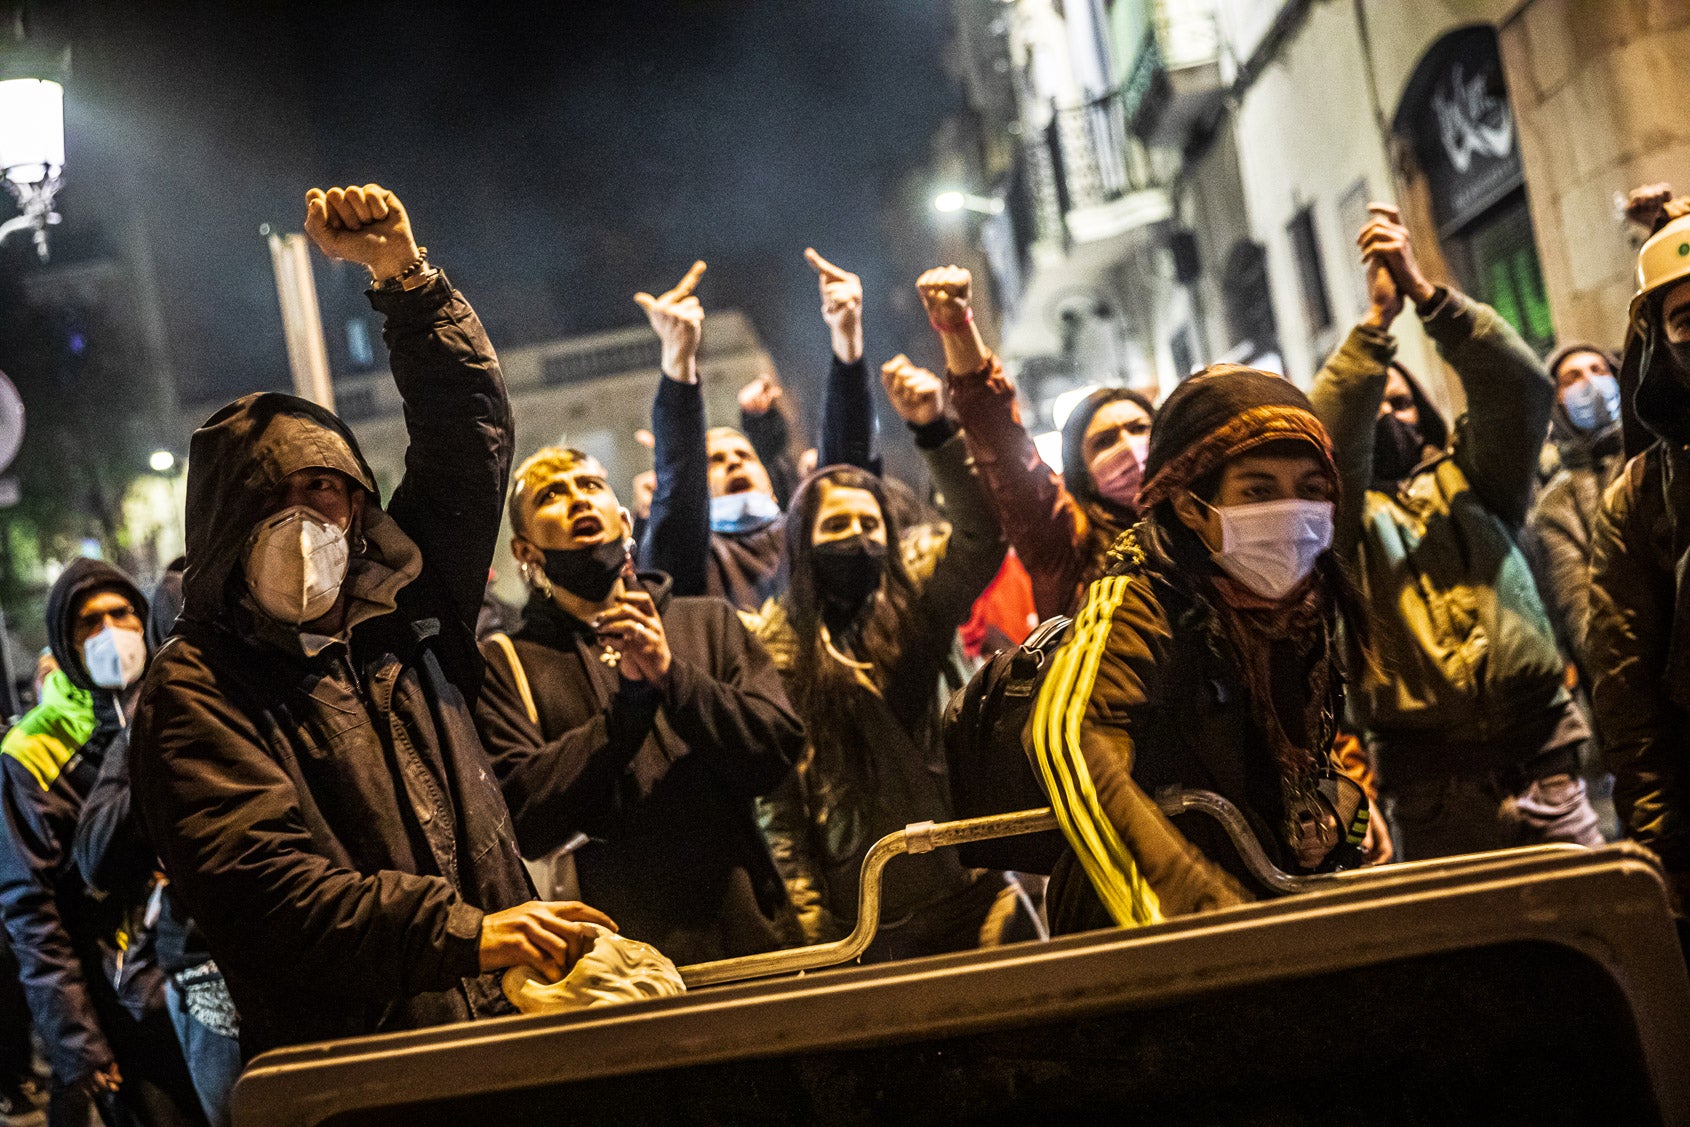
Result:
[19, 0, 964, 427]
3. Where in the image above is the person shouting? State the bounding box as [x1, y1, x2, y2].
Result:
[474, 446, 805, 966]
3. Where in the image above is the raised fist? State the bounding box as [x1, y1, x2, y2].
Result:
[738, 372, 783, 417]
[1626, 183, 1674, 230]
[304, 184, 420, 281]
[916, 265, 972, 332]
[881, 354, 945, 426]
[634, 261, 707, 383]
[1357, 203, 1434, 307]
[805, 249, 863, 364]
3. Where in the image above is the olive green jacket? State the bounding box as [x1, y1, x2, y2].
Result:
[1309, 289, 1568, 774]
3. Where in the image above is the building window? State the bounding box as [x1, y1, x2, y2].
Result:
[1287, 206, 1332, 336]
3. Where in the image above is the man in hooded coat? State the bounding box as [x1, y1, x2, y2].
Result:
[0, 558, 201, 1126]
[129, 184, 611, 1060]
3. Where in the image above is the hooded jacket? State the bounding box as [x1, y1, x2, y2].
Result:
[946, 357, 1139, 620]
[1527, 346, 1625, 680]
[1588, 314, 1690, 875]
[128, 273, 530, 1056]
[475, 570, 804, 966]
[0, 559, 152, 1085]
[1309, 289, 1579, 785]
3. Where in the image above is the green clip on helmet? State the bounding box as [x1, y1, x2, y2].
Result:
[1631, 212, 1690, 330]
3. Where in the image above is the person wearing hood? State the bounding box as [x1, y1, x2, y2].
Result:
[1023, 365, 1373, 933]
[746, 343, 1010, 961]
[1309, 204, 1601, 862]
[128, 184, 613, 1059]
[636, 250, 878, 612]
[473, 447, 805, 966]
[921, 264, 1155, 620]
[1526, 345, 1624, 684]
[73, 559, 240, 1127]
[1588, 208, 1690, 916]
[0, 559, 202, 1126]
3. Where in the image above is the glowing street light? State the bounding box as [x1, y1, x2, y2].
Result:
[932, 189, 1004, 216]
[0, 76, 67, 261]
[148, 449, 176, 474]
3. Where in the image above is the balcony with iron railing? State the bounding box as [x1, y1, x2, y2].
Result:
[1118, 0, 1225, 148]
[1020, 84, 1172, 251]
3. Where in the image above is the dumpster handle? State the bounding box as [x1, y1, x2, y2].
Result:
[679, 807, 1060, 987]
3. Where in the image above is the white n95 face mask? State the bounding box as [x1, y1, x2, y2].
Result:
[1207, 497, 1335, 601]
[83, 626, 147, 690]
[244, 505, 351, 626]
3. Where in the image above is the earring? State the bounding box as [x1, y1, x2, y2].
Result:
[519, 560, 553, 599]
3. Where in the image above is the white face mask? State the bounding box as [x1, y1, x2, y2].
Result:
[83, 625, 147, 690]
[1203, 497, 1335, 600]
[244, 505, 351, 626]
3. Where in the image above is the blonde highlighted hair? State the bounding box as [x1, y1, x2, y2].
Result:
[509, 446, 602, 533]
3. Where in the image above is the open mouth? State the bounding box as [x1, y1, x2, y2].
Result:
[726, 475, 754, 494]
[570, 514, 605, 539]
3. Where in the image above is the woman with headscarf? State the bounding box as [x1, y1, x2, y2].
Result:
[748, 356, 1009, 960]
[1024, 365, 1373, 934]
[913, 266, 1154, 621]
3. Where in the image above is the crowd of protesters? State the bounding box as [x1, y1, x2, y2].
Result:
[0, 176, 1683, 1124]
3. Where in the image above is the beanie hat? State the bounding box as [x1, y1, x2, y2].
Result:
[1138, 365, 1336, 510]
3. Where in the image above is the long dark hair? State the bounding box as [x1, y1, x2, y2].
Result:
[782, 465, 923, 761]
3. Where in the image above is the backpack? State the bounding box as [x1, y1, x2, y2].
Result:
[941, 615, 1072, 874]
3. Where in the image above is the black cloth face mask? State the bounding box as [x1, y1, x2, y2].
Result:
[1664, 336, 1690, 391]
[812, 535, 888, 613]
[1372, 413, 1424, 484]
[541, 540, 628, 603]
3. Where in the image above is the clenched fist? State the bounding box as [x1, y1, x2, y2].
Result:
[304, 184, 421, 281]
[881, 354, 945, 427]
[916, 265, 972, 332]
[1626, 183, 1674, 231]
[805, 249, 864, 364]
[635, 261, 707, 383]
[738, 372, 783, 417]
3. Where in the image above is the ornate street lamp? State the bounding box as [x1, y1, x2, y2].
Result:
[0, 74, 65, 261]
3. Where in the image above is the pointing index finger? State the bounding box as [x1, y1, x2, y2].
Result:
[804, 247, 848, 281]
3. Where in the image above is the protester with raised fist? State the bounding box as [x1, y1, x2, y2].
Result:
[920, 265, 1154, 620]
[128, 184, 614, 1058]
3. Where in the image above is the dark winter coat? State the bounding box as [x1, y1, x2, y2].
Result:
[0, 559, 155, 1085]
[129, 273, 532, 1057]
[1309, 289, 1581, 786]
[475, 571, 804, 966]
[1589, 317, 1690, 877]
